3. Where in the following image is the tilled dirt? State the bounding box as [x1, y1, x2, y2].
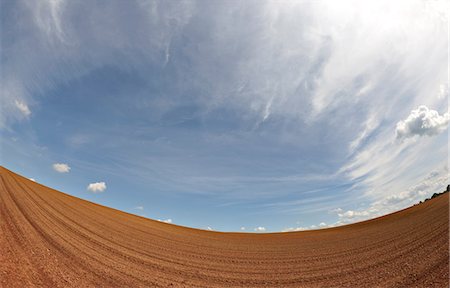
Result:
[1, 166, 448, 287]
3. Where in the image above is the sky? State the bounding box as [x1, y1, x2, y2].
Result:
[1, 0, 448, 232]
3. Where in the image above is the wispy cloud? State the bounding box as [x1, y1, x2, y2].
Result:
[14, 100, 31, 117]
[332, 167, 448, 225]
[1, 0, 195, 128]
[2, 0, 447, 232]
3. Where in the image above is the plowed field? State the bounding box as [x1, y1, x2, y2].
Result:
[1, 166, 448, 287]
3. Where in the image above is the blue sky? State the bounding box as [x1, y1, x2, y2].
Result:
[1, 0, 448, 232]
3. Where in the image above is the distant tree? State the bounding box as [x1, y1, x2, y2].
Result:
[420, 185, 449, 204]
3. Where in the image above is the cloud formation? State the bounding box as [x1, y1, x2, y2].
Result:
[284, 168, 448, 232]
[87, 182, 106, 193]
[282, 222, 330, 232]
[282, 226, 309, 232]
[254, 227, 266, 232]
[52, 163, 71, 173]
[333, 167, 448, 225]
[396, 106, 449, 139]
[2, 0, 448, 232]
[14, 100, 31, 117]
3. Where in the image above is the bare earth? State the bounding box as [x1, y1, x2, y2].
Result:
[0, 166, 448, 287]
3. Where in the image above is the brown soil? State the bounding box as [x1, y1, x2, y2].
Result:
[1, 166, 448, 287]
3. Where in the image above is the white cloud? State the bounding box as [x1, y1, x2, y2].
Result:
[396, 105, 449, 139]
[438, 84, 448, 99]
[335, 209, 374, 223]
[281, 223, 330, 232]
[282, 227, 308, 232]
[2, 0, 448, 227]
[134, 206, 144, 211]
[283, 220, 368, 232]
[29, 178, 36, 182]
[206, 226, 213, 231]
[332, 167, 449, 225]
[52, 163, 70, 173]
[158, 218, 172, 224]
[33, 0, 66, 41]
[14, 100, 31, 117]
[87, 182, 106, 193]
[254, 226, 266, 232]
[1, 0, 195, 129]
[240, 227, 246, 231]
[384, 168, 448, 205]
[3, 0, 445, 130]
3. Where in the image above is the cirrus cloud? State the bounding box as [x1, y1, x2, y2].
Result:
[87, 182, 107, 193]
[2, 0, 448, 232]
